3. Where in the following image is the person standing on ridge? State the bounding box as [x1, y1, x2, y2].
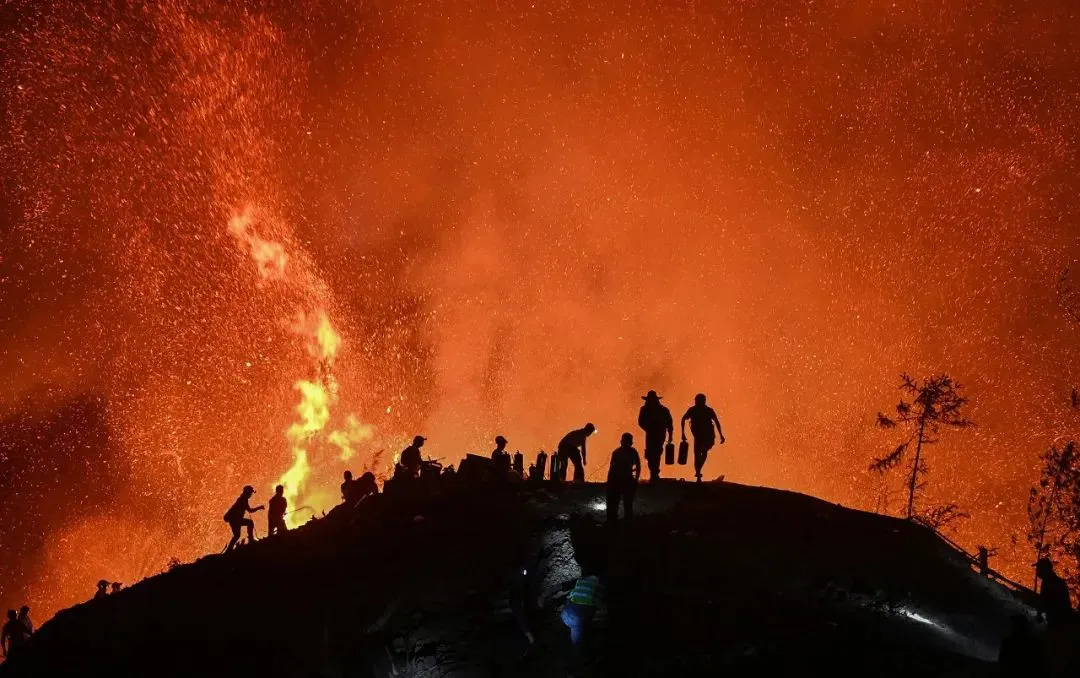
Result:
[340, 471, 355, 503]
[268, 485, 288, 536]
[400, 436, 426, 479]
[556, 423, 596, 483]
[491, 435, 512, 473]
[681, 394, 725, 482]
[638, 390, 673, 483]
[1, 610, 29, 659]
[16, 606, 32, 636]
[223, 485, 264, 552]
[607, 432, 641, 522]
[94, 580, 109, 600]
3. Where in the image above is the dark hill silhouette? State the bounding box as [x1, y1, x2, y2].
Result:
[0, 478, 1034, 677]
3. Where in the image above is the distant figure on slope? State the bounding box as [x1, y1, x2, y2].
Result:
[1035, 558, 1073, 627]
[998, 614, 1044, 677]
[110, 582, 122, 594]
[638, 390, 673, 483]
[556, 423, 596, 483]
[491, 435, 512, 473]
[94, 580, 109, 600]
[1035, 557, 1079, 676]
[223, 485, 264, 552]
[1, 610, 29, 659]
[607, 432, 641, 522]
[355, 472, 379, 502]
[681, 393, 725, 482]
[267, 485, 288, 537]
[341, 471, 354, 503]
[16, 606, 32, 636]
[400, 436, 427, 479]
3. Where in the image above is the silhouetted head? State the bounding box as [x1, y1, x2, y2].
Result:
[343, 470, 353, 481]
[413, 435, 427, 447]
[583, 423, 596, 435]
[242, 485, 255, 496]
[620, 432, 634, 446]
[18, 606, 28, 616]
[1035, 557, 1055, 578]
[361, 472, 375, 483]
[495, 435, 508, 448]
[6, 610, 15, 622]
[274, 485, 284, 496]
[642, 390, 662, 402]
[111, 583, 122, 592]
[695, 393, 707, 406]
[97, 580, 109, 589]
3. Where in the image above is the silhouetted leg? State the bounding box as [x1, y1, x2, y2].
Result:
[242, 518, 255, 542]
[693, 439, 713, 480]
[568, 450, 585, 482]
[645, 433, 665, 481]
[606, 483, 620, 522]
[623, 483, 635, 519]
[226, 522, 241, 551]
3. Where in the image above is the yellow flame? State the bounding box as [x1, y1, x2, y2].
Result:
[228, 206, 288, 281]
[328, 414, 375, 462]
[292, 310, 341, 363]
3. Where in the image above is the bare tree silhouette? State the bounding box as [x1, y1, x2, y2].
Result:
[1028, 441, 1080, 590]
[870, 374, 973, 520]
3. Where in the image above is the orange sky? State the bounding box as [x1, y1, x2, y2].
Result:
[1, 0, 1079, 618]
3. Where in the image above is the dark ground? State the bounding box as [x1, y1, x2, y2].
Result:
[0, 472, 1035, 677]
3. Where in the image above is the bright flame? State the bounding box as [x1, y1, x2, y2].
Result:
[328, 414, 375, 462]
[227, 206, 288, 282]
[227, 208, 376, 528]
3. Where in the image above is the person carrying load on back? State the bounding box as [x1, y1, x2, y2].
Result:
[267, 485, 288, 537]
[638, 390, 673, 483]
[680, 393, 725, 482]
[223, 485, 264, 552]
[556, 423, 595, 483]
[560, 572, 605, 647]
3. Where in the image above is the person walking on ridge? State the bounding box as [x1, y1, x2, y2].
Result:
[638, 390, 673, 482]
[400, 436, 426, 479]
[681, 393, 725, 482]
[267, 484, 288, 536]
[491, 435, 512, 473]
[1, 610, 29, 659]
[607, 432, 641, 522]
[223, 485, 264, 551]
[556, 423, 596, 483]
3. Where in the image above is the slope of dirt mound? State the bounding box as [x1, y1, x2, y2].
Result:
[0, 478, 1030, 677]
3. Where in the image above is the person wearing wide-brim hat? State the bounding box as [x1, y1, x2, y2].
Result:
[638, 390, 673, 483]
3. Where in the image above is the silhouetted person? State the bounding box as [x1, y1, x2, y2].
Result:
[94, 580, 109, 600]
[491, 435, 512, 473]
[977, 546, 990, 574]
[607, 432, 641, 522]
[1036, 558, 1073, 627]
[681, 393, 725, 482]
[1, 610, 29, 659]
[16, 607, 31, 636]
[557, 423, 596, 483]
[513, 451, 524, 476]
[341, 471, 354, 502]
[223, 485, 264, 551]
[355, 472, 379, 501]
[400, 436, 426, 479]
[110, 582, 122, 594]
[638, 390, 673, 482]
[268, 485, 288, 536]
[998, 614, 1044, 677]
